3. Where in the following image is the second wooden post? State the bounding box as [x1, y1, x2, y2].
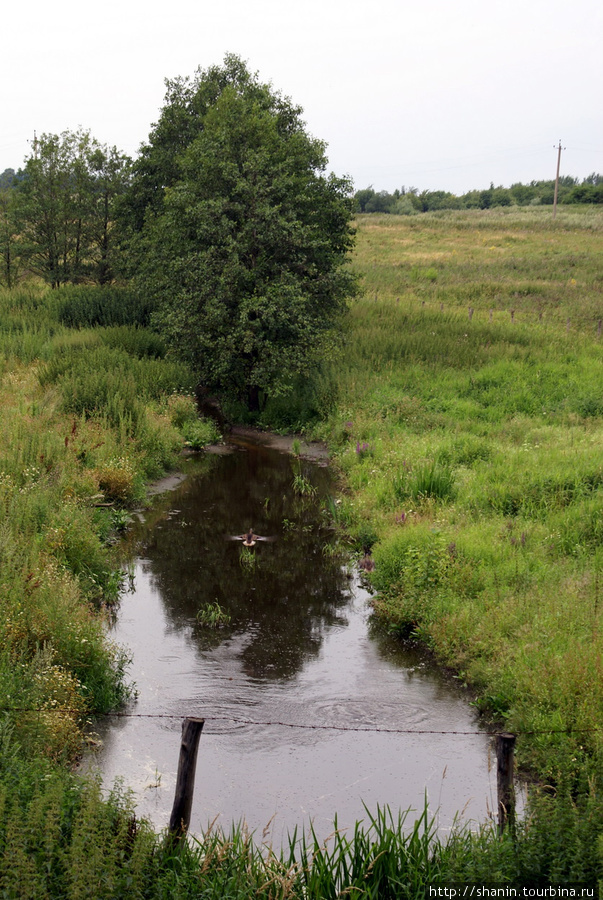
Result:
[168, 716, 205, 839]
[496, 732, 516, 836]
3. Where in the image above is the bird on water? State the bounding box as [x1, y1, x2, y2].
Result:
[227, 529, 276, 547]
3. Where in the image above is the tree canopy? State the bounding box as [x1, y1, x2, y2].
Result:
[126, 55, 357, 411]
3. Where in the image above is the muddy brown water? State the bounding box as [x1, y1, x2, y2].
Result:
[85, 435, 499, 842]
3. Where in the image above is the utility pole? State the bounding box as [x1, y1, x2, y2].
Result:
[553, 140, 564, 219]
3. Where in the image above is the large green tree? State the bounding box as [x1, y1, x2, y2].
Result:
[127, 55, 357, 411]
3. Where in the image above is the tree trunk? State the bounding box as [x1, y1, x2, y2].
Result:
[247, 384, 261, 412]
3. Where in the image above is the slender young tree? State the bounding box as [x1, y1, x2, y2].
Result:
[0, 171, 23, 288]
[87, 144, 132, 284]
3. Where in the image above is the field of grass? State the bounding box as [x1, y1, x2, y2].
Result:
[0, 284, 219, 763]
[315, 207, 603, 789]
[2, 207, 603, 893]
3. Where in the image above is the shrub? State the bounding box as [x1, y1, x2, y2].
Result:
[181, 418, 219, 450]
[94, 458, 137, 504]
[166, 393, 198, 428]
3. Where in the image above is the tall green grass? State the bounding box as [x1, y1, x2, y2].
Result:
[54, 284, 155, 328]
[315, 209, 603, 789]
[0, 770, 601, 898]
[0, 284, 213, 767]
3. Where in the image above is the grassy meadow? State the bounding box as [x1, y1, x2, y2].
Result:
[316, 206, 603, 785]
[0, 283, 219, 762]
[1, 207, 603, 894]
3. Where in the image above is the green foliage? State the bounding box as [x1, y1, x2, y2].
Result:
[258, 365, 340, 431]
[319, 209, 603, 784]
[99, 325, 166, 359]
[181, 417, 219, 450]
[392, 457, 455, 503]
[3, 206, 603, 888]
[372, 529, 453, 601]
[196, 600, 231, 627]
[55, 285, 154, 329]
[38, 342, 196, 429]
[0, 774, 601, 896]
[0, 281, 204, 773]
[18, 129, 132, 287]
[0, 178, 23, 288]
[355, 173, 603, 214]
[164, 393, 220, 449]
[166, 392, 199, 429]
[238, 545, 259, 571]
[352, 519, 379, 550]
[128, 55, 357, 411]
[292, 466, 317, 497]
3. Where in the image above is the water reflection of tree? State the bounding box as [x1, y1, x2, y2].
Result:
[130, 443, 351, 680]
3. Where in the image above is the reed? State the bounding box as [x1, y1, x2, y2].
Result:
[0, 774, 601, 897]
[196, 601, 231, 627]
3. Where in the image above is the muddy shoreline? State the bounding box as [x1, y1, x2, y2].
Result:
[146, 427, 329, 501]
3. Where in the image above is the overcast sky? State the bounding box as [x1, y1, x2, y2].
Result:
[1, 0, 601, 194]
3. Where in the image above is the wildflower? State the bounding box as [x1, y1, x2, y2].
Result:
[355, 441, 371, 458]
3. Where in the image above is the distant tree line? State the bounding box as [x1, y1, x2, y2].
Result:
[355, 174, 603, 214]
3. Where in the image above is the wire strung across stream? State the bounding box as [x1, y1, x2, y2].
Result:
[1, 706, 601, 736]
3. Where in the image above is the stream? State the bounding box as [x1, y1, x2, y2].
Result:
[85, 433, 499, 842]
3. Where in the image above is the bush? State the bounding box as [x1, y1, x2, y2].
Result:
[181, 418, 219, 450]
[166, 393, 198, 428]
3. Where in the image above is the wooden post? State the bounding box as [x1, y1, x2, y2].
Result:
[468, 307, 474, 321]
[553, 140, 563, 220]
[168, 717, 205, 839]
[597, 319, 602, 339]
[496, 732, 516, 835]
[510, 310, 515, 324]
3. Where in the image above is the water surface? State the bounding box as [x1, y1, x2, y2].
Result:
[87, 436, 498, 841]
